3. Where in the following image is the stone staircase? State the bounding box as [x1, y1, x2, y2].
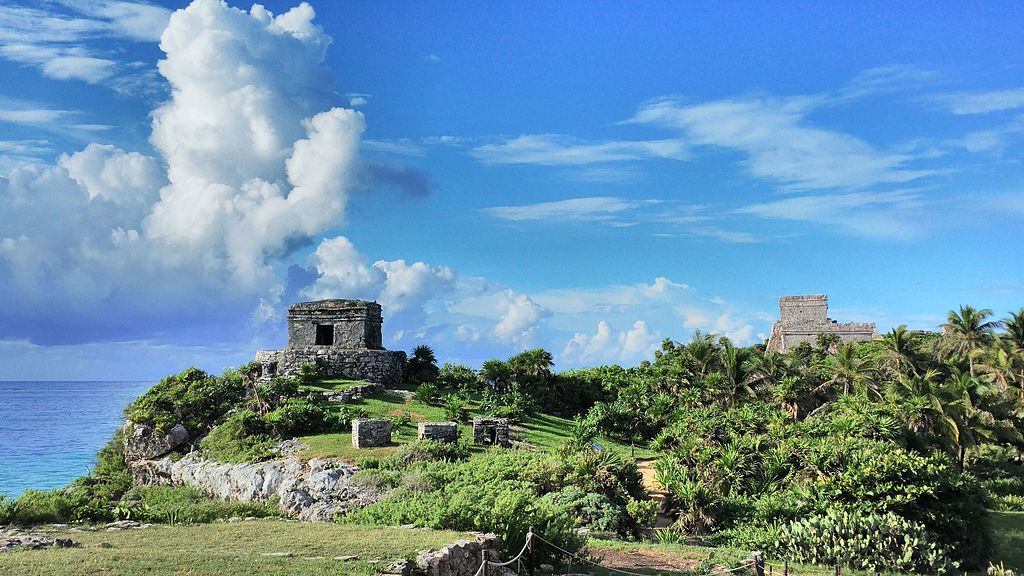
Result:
[636, 459, 675, 529]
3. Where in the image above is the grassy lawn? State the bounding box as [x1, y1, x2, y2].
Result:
[297, 389, 657, 461]
[991, 511, 1024, 571]
[0, 521, 473, 576]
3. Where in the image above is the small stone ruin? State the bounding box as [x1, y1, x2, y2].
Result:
[254, 299, 407, 385]
[352, 418, 392, 448]
[417, 422, 459, 443]
[766, 294, 877, 353]
[472, 417, 510, 448]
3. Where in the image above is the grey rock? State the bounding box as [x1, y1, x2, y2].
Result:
[123, 422, 190, 460]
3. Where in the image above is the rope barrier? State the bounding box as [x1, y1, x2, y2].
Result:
[532, 532, 756, 576]
[470, 528, 757, 576]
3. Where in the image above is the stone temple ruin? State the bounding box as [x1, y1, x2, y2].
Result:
[766, 294, 877, 353]
[254, 299, 406, 385]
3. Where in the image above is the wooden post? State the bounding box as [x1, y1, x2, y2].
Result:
[769, 563, 773, 576]
[784, 560, 789, 576]
[754, 552, 765, 576]
[835, 563, 841, 576]
[481, 550, 487, 576]
[527, 526, 536, 576]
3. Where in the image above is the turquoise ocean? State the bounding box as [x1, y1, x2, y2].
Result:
[0, 381, 153, 498]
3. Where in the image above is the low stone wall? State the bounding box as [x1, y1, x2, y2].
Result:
[254, 348, 406, 385]
[352, 419, 392, 448]
[413, 533, 511, 576]
[418, 422, 459, 443]
[322, 382, 384, 403]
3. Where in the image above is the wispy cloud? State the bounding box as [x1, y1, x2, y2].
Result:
[0, 1, 170, 85]
[628, 96, 933, 190]
[471, 134, 689, 166]
[734, 190, 924, 239]
[482, 196, 650, 222]
[0, 103, 71, 124]
[935, 88, 1024, 115]
[363, 138, 429, 157]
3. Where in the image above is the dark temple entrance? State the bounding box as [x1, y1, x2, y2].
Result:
[315, 324, 334, 345]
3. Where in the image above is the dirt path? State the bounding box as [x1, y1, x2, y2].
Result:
[587, 542, 704, 574]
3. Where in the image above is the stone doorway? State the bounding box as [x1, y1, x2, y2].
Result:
[315, 324, 334, 346]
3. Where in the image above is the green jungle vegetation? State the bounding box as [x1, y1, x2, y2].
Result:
[2, 305, 1024, 575]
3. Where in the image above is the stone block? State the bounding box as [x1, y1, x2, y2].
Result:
[352, 419, 392, 448]
[471, 418, 510, 448]
[417, 422, 459, 443]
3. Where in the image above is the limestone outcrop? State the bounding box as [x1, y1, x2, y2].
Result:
[123, 422, 190, 461]
[127, 451, 383, 522]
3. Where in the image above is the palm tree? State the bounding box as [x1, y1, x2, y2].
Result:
[479, 359, 513, 393]
[880, 325, 919, 378]
[941, 305, 1001, 377]
[977, 337, 1018, 394]
[508, 348, 554, 379]
[719, 339, 757, 406]
[1003, 308, 1024, 349]
[819, 342, 879, 398]
[815, 332, 842, 355]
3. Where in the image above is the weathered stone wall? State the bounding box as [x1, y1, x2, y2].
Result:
[472, 418, 510, 447]
[286, 299, 384, 350]
[254, 348, 406, 385]
[411, 533, 509, 576]
[418, 422, 459, 443]
[352, 419, 392, 448]
[766, 294, 877, 352]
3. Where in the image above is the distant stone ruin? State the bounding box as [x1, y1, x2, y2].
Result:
[472, 417, 510, 448]
[254, 299, 406, 385]
[766, 294, 877, 353]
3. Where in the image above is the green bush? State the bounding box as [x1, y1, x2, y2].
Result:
[442, 393, 468, 423]
[413, 382, 441, 405]
[199, 411, 277, 464]
[438, 363, 479, 391]
[993, 494, 1024, 512]
[265, 398, 345, 437]
[341, 450, 584, 563]
[539, 487, 625, 532]
[0, 494, 18, 524]
[7, 490, 77, 525]
[125, 367, 246, 433]
[383, 440, 471, 469]
[773, 509, 957, 574]
[130, 486, 279, 524]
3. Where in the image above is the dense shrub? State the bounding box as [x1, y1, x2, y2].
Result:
[0, 495, 16, 524]
[6, 490, 78, 525]
[772, 509, 956, 574]
[199, 411, 277, 464]
[340, 450, 584, 563]
[437, 363, 479, 391]
[125, 367, 246, 433]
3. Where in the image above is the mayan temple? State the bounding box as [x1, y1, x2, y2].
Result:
[766, 294, 877, 353]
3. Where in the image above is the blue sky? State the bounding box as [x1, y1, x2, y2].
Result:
[0, 0, 1022, 380]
